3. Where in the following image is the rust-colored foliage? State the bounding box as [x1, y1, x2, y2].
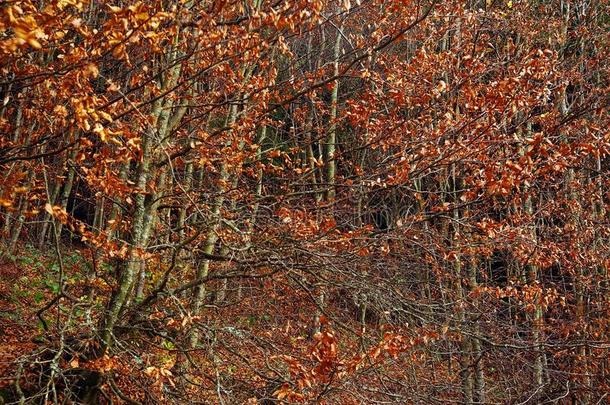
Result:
[1, 0, 608, 403]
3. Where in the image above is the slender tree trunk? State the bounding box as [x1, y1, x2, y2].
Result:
[54, 147, 79, 240]
[189, 103, 238, 348]
[468, 258, 485, 404]
[104, 160, 130, 241]
[324, 24, 342, 202]
[38, 177, 63, 249]
[177, 161, 194, 241]
[452, 164, 474, 405]
[7, 170, 34, 255]
[102, 129, 152, 349]
[524, 187, 547, 394]
[133, 168, 168, 301]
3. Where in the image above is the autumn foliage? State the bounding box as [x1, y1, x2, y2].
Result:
[1, 0, 609, 403]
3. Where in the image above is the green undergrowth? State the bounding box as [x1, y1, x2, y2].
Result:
[0, 244, 91, 333]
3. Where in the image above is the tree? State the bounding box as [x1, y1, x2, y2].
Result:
[0, 0, 608, 403]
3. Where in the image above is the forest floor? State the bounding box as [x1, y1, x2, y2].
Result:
[0, 243, 370, 403]
[0, 252, 42, 398]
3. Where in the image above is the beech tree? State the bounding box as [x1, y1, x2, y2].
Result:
[0, 0, 608, 403]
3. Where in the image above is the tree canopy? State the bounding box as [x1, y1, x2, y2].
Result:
[0, 0, 609, 403]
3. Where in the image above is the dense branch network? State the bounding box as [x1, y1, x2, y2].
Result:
[0, 0, 608, 403]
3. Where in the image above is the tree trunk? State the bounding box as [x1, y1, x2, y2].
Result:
[324, 24, 342, 202]
[102, 128, 152, 349]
